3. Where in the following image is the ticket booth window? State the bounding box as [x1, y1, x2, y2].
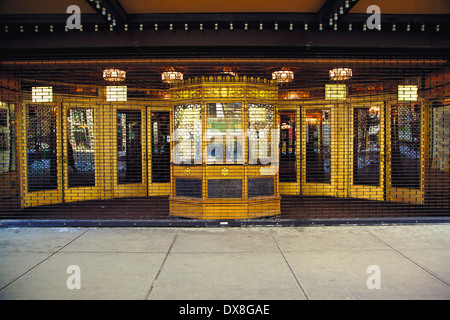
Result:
[248, 104, 275, 165]
[173, 104, 202, 165]
[206, 103, 243, 164]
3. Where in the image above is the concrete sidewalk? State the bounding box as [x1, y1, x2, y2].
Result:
[0, 224, 449, 300]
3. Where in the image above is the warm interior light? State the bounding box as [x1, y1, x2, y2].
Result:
[32, 86, 53, 102]
[221, 67, 237, 77]
[329, 68, 353, 81]
[272, 68, 294, 83]
[325, 84, 347, 100]
[161, 68, 183, 83]
[103, 68, 126, 82]
[106, 86, 127, 101]
[398, 85, 418, 101]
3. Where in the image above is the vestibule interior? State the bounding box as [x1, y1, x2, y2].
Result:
[0, 59, 448, 219]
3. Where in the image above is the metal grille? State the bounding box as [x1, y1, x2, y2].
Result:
[0, 47, 449, 222]
[353, 107, 380, 187]
[26, 105, 57, 192]
[390, 105, 421, 189]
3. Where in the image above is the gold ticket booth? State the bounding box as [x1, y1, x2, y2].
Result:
[169, 77, 280, 219]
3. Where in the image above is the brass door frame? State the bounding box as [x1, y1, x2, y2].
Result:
[148, 105, 171, 196]
[278, 105, 301, 195]
[62, 100, 103, 202]
[347, 101, 385, 201]
[19, 101, 63, 208]
[300, 103, 337, 197]
[111, 104, 149, 198]
[385, 102, 426, 205]
[300, 100, 385, 201]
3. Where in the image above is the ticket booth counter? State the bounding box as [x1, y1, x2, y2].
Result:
[169, 77, 280, 219]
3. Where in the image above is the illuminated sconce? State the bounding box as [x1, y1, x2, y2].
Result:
[161, 67, 184, 83]
[32, 86, 53, 102]
[220, 67, 237, 77]
[103, 68, 126, 82]
[325, 84, 347, 100]
[369, 106, 380, 114]
[329, 68, 352, 81]
[398, 85, 418, 101]
[272, 68, 294, 83]
[106, 86, 127, 101]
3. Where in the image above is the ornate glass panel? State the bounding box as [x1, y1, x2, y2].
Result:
[206, 103, 243, 165]
[173, 104, 202, 165]
[248, 103, 275, 165]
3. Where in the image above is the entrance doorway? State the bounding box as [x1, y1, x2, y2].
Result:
[298, 102, 424, 204]
[278, 109, 299, 194]
[20, 102, 172, 208]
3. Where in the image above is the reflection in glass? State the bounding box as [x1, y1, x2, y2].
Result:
[67, 108, 95, 188]
[390, 104, 421, 189]
[353, 107, 381, 186]
[173, 104, 202, 165]
[206, 103, 243, 164]
[305, 109, 331, 183]
[431, 105, 450, 171]
[27, 105, 57, 191]
[279, 111, 296, 182]
[248, 104, 275, 165]
[152, 112, 170, 183]
[117, 110, 142, 184]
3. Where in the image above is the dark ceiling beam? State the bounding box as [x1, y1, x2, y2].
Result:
[0, 12, 448, 35]
[1, 12, 448, 27]
[318, 0, 360, 26]
[84, 0, 127, 23]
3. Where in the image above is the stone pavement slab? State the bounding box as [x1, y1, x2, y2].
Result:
[0, 224, 449, 300]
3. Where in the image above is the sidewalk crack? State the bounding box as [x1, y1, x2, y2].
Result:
[270, 230, 309, 300]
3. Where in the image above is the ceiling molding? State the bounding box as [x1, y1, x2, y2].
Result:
[318, 0, 360, 24]
[84, 0, 127, 23]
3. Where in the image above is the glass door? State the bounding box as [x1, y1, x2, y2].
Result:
[21, 104, 63, 207]
[114, 107, 147, 198]
[348, 103, 385, 201]
[278, 109, 300, 194]
[386, 103, 425, 204]
[63, 105, 101, 202]
[301, 106, 335, 196]
[148, 108, 171, 195]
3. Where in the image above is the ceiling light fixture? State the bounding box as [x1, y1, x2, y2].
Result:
[329, 68, 352, 81]
[272, 68, 294, 83]
[161, 67, 183, 83]
[103, 68, 126, 82]
[220, 67, 237, 77]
